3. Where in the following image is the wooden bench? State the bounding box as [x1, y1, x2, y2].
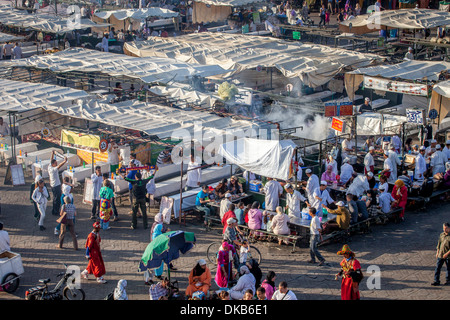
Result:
[238, 225, 303, 253]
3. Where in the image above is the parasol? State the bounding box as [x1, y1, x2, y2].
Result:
[138, 230, 196, 280]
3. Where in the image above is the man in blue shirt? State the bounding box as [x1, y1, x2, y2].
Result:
[127, 160, 138, 216]
[196, 185, 212, 227]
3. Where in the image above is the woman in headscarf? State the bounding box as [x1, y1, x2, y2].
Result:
[260, 271, 277, 300]
[215, 241, 236, 289]
[150, 212, 170, 280]
[229, 265, 256, 300]
[321, 165, 337, 185]
[185, 259, 211, 298]
[391, 179, 408, 221]
[247, 201, 263, 239]
[113, 279, 128, 300]
[271, 206, 290, 245]
[81, 222, 107, 284]
[335, 244, 363, 300]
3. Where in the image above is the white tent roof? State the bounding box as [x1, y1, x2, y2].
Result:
[0, 32, 24, 43]
[432, 79, 450, 98]
[123, 32, 384, 88]
[347, 60, 450, 81]
[218, 138, 296, 180]
[340, 9, 450, 30]
[0, 5, 110, 34]
[148, 83, 219, 108]
[0, 47, 230, 84]
[94, 8, 179, 20]
[0, 79, 89, 113]
[193, 0, 266, 6]
[47, 98, 271, 139]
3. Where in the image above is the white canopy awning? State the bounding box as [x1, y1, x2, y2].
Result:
[0, 78, 89, 113]
[0, 47, 230, 84]
[340, 9, 450, 33]
[344, 60, 450, 101]
[429, 80, 450, 125]
[0, 5, 111, 34]
[94, 8, 179, 20]
[124, 32, 384, 88]
[218, 138, 296, 180]
[193, 0, 266, 6]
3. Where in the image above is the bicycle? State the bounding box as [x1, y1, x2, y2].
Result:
[206, 233, 262, 267]
[25, 264, 85, 300]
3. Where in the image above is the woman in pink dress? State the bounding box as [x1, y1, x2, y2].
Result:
[215, 241, 235, 288]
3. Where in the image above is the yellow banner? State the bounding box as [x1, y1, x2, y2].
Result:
[61, 130, 101, 154]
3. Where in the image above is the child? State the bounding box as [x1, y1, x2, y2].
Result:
[325, 9, 330, 25]
[265, 212, 275, 233]
[99, 180, 114, 230]
[235, 201, 245, 225]
[256, 287, 267, 300]
[61, 177, 74, 204]
[238, 240, 253, 276]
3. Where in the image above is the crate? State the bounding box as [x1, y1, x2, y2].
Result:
[249, 180, 262, 192]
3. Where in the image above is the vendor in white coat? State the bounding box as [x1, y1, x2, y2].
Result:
[414, 146, 427, 181]
[347, 174, 370, 198]
[341, 136, 355, 160]
[430, 146, 445, 176]
[310, 181, 335, 216]
[186, 154, 201, 189]
[339, 158, 354, 185]
[263, 177, 283, 211]
[302, 169, 319, 205]
[284, 183, 306, 219]
[364, 146, 375, 174]
[324, 153, 338, 175]
[381, 151, 395, 183]
[388, 144, 401, 182]
[296, 153, 305, 181]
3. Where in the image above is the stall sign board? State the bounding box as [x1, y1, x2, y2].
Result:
[331, 117, 345, 132]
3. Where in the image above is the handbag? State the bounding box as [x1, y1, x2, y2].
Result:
[56, 205, 68, 224]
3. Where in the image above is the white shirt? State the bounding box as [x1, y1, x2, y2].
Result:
[220, 199, 232, 219]
[414, 153, 426, 180]
[311, 187, 333, 214]
[296, 155, 304, 181]
[443, 146, 450, 162]
[0, 230, 10, 252]
[102, 37, 109, 51]
[107, 144, 120, 165]
[347, 175, 370, 197]
[383, 157, 395, 182]
[339, 163, 354, 184]
[91, 173, 103, 201]
[364, 152, 374, 172]
[263, 180, 283, 211]
[12, 46, 22, 59]
[310, 215, 321, 235]
[341, 139, 354, 159]
[388, 150, 401, 176]
[306, 174, 319, 202]
[243, 170, 256, 182]
[0, 122, 10, 136]
[47, 165, 61, 187]
[186, 160, 201, 188]
[286, 190, 305, 218]
[32, 186, 49, 205]
[378, 182, 389, 194]
[62, 183, 73, 199]
[272, 289, 297, 300]
[430, 151, 445, 175]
